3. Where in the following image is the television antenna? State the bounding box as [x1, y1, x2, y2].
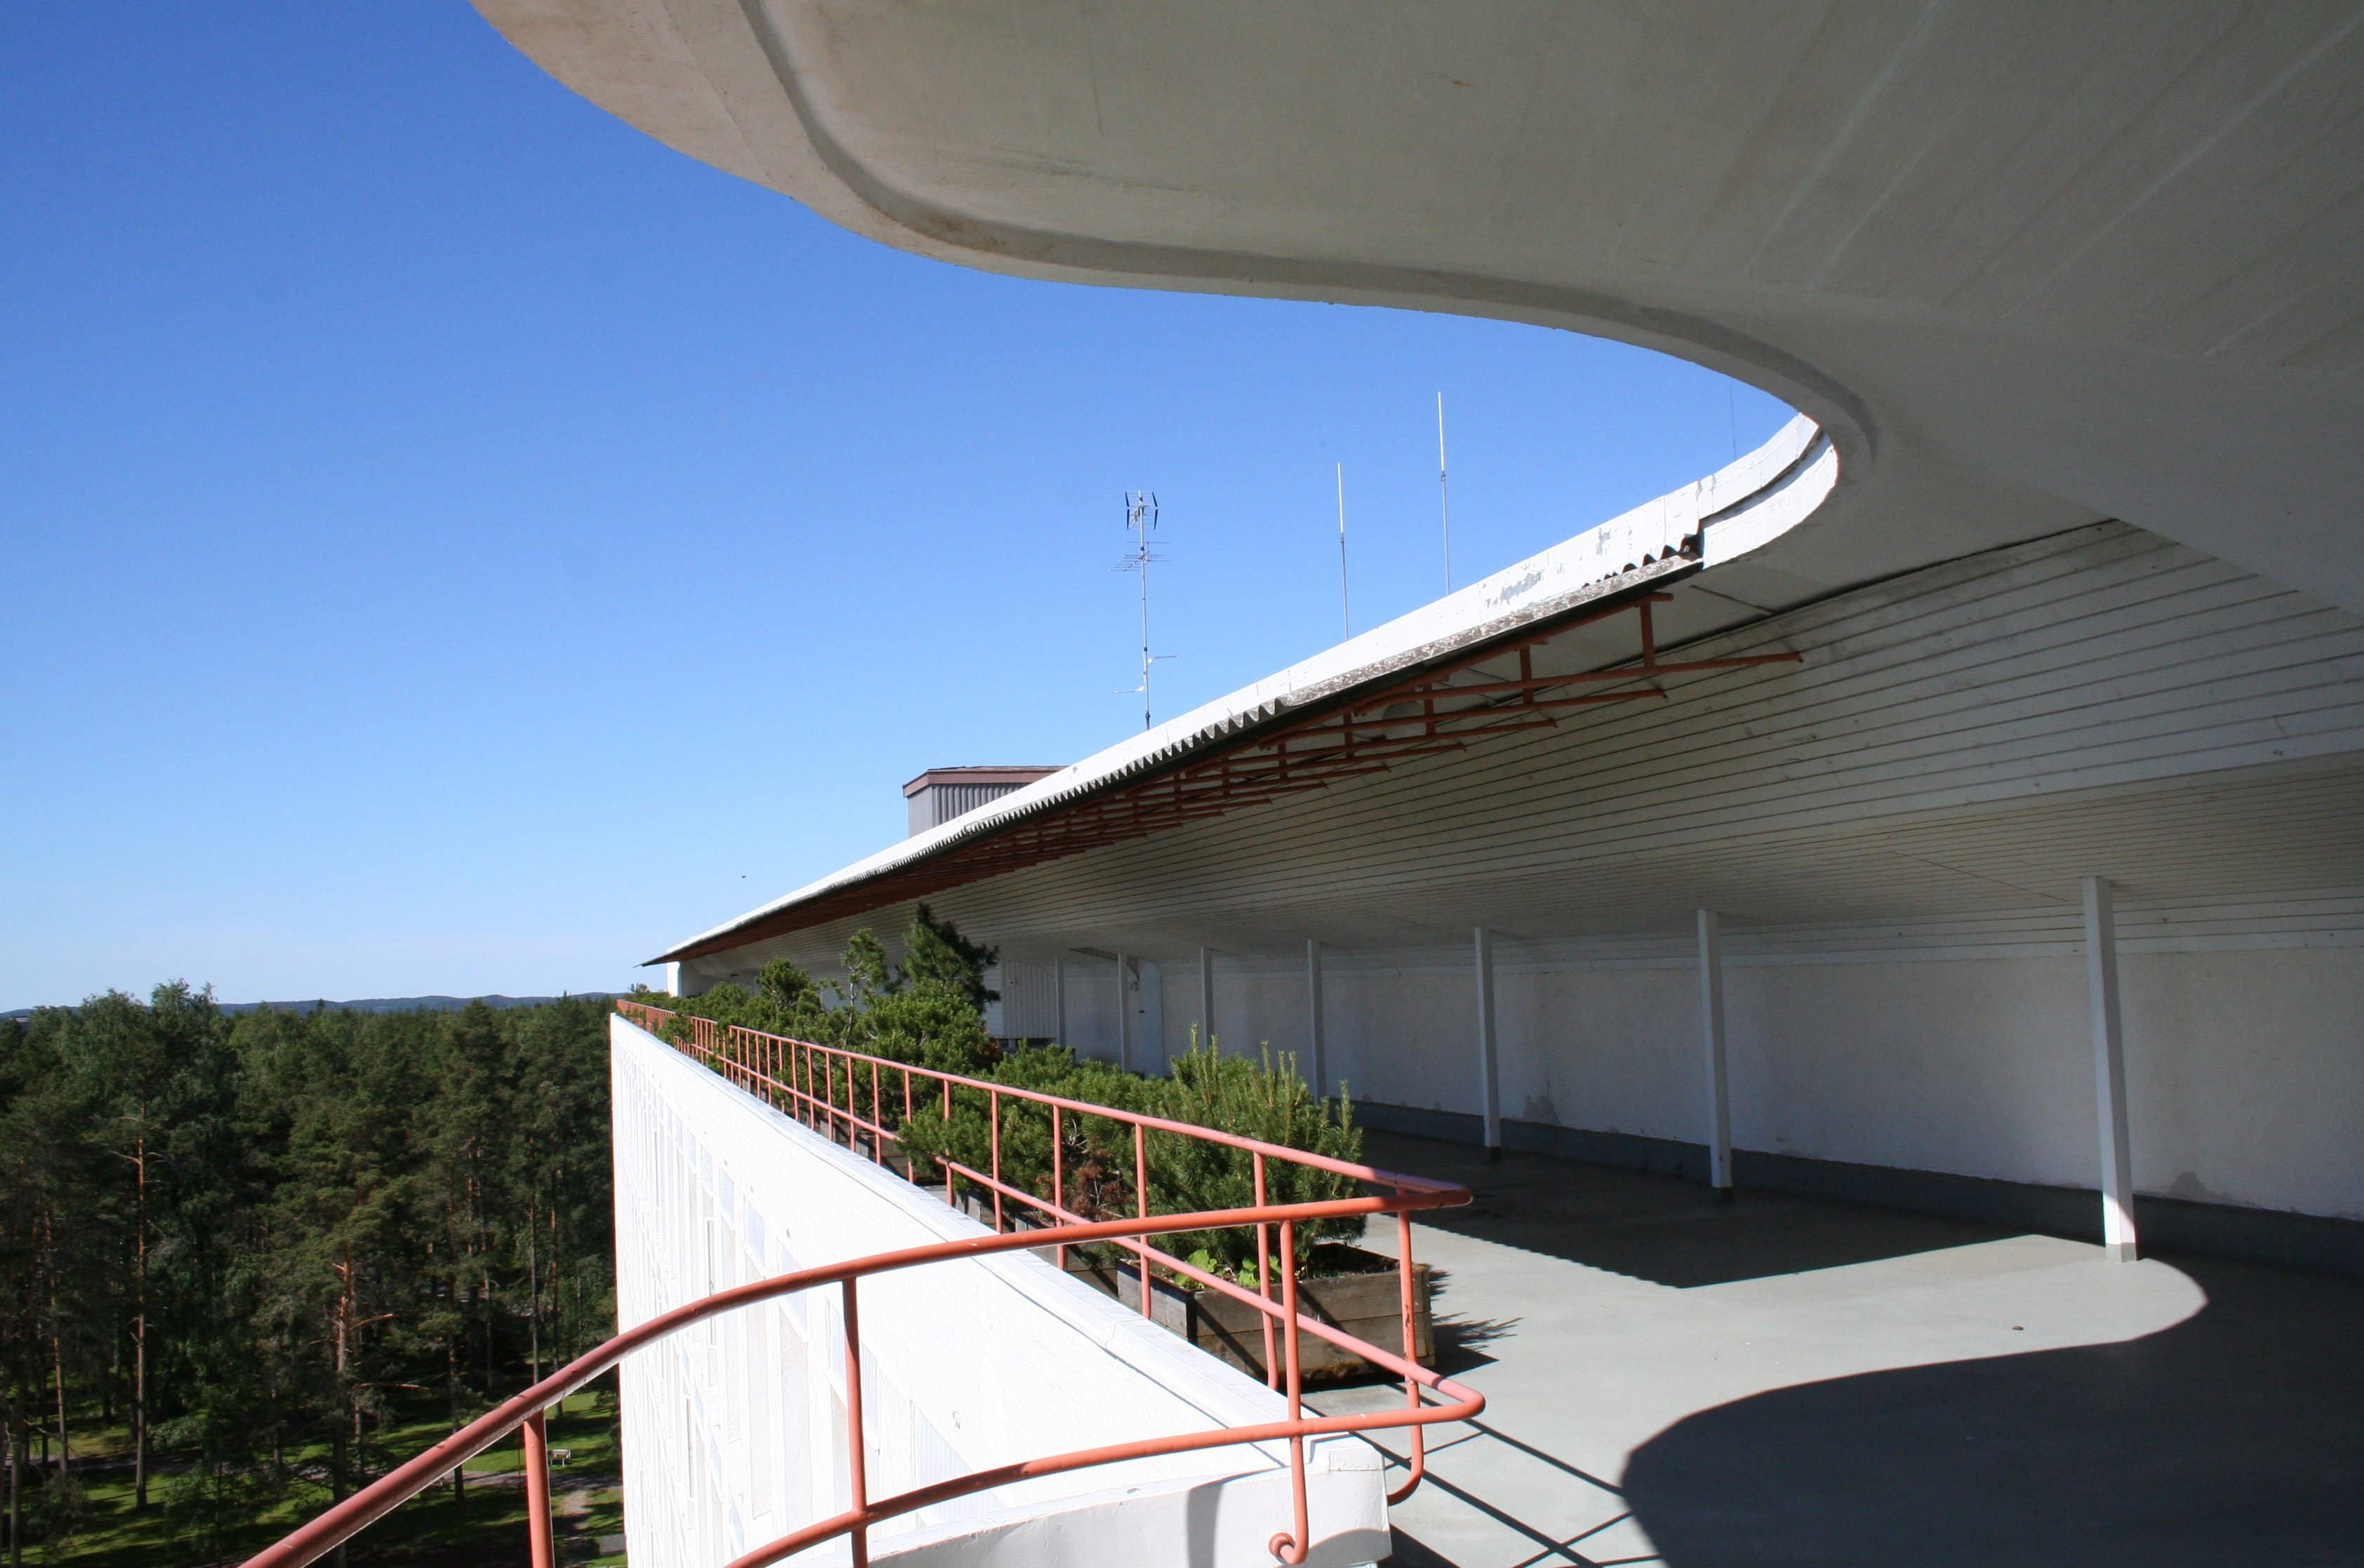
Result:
[1114, 490, 1175, 730]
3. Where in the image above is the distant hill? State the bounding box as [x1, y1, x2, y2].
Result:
[4, 993, 617, 1022]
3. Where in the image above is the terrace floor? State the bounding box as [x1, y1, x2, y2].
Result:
[1311, 1131, 2363, 1568]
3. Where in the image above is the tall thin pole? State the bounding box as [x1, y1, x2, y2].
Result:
[1698, 909, 1732, 1195]
[1438, 392, 1451, 591]
[2084, 876, 2138, 1262]
[1116, 491, 1166, 729]
[1336, 462, 1350, 638]
[1137, 524, 1151, 731]
[1474, 927, 1500, 1158]
[1305, 939, 1326, 1099]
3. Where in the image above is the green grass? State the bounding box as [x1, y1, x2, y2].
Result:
[21, 1392, 624, 1567]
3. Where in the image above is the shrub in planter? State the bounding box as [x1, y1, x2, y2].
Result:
[894, 1045, 1153, 1235]
[897, 1034, 1362, 1279]
[631, 906, 1001, 1080]
[641, 918, 1365, 1283]
[1146, 1040, 1362, 1275]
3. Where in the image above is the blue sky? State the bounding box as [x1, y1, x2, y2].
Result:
[0, 5, 1791, 1009]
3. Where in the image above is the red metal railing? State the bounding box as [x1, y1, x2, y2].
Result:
[241, 1003, 1482, 1568]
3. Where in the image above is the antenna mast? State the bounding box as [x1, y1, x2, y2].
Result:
[1114, 490, 1171, 730]
[1336, 462, 1350, 638]
[1437, 392, 1452, 591]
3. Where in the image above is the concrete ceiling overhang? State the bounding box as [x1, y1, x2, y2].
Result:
[479, 1, 2364, 609]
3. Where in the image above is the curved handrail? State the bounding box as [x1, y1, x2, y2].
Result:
[242, 1200, 1481, 1568]
[244, 1004, 1481, 1567]
[632, 1003, 1473, 1510]
[634, 1000, 1460, 1191]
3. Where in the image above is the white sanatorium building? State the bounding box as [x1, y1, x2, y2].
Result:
[474, 7, 2364, 1567]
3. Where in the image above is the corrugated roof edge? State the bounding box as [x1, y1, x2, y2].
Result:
[650, 414, 1832, 965]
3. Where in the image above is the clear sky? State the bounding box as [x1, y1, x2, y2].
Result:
[0, 5, 1793, 1010]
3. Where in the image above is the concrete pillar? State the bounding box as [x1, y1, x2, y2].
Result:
[662, 960, 683, 998]
[1697, 909, 1733, 1194]
[2083, 876, 2139, 1262]
[1116, 952, 1135, 1073]
[1474, 927, 1502, 1157]
[1053, 956, 1067, 1047]
[1305, 939, 1327, 1095]
[1198, 946, 1216, 1054]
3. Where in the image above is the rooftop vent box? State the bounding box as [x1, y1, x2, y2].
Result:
[904, 766, 1061, 838]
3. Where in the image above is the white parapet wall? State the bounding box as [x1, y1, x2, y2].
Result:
[608, 1014, 1390, 1567]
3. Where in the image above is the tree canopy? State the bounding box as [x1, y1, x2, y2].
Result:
[0, 989, 613, 1562]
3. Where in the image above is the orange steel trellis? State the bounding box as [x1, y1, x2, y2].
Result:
[241, 1003, 1484, 1568]
[664, 582, 1804, 960]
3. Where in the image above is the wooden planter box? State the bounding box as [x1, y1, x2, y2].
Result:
[1067, 1245, 1433, 1383]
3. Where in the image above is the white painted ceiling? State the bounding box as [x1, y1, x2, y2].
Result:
[480, 1, 2364, 609]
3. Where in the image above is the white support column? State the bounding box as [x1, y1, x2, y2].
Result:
[1697, 909, 1733, 1195]
[1305, 939, 1327, 1096]
[2083, 876, 2139, 1262]
[1115, 952, 1134, 1073]
[1053, 956, 1067, 1047]
[1474, 927, 1502, 1157]
[662, 960, 683, 998]
[1198, 946, 1216, 1054]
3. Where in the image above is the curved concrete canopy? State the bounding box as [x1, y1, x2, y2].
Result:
[478, 1, 2364, 610]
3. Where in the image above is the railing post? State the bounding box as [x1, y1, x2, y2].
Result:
[870, 1060, 883, 1165]
[1389, 1200, 1427, 1503]
[989, 1090, 1004, 1233]
[1051, 1106, 1067, 1272]
[1270, 1219, 1310, 1565]
[1254, 1152, 1278, 1388]
[1134, 1123, 1151, 1317]
[841, 1279, 870, 1568]
[942, 1079, 956, 1202]
[521, 1407, 556, 1568]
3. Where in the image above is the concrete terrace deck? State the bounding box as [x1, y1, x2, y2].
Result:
[1317, 1131, 2363, 1568]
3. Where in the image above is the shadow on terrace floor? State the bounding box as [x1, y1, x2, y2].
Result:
[1351, 1131, 2364, 1566]
[1360, 1128, 2019, 1288]
[1622, 1251, 2364, 1566]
